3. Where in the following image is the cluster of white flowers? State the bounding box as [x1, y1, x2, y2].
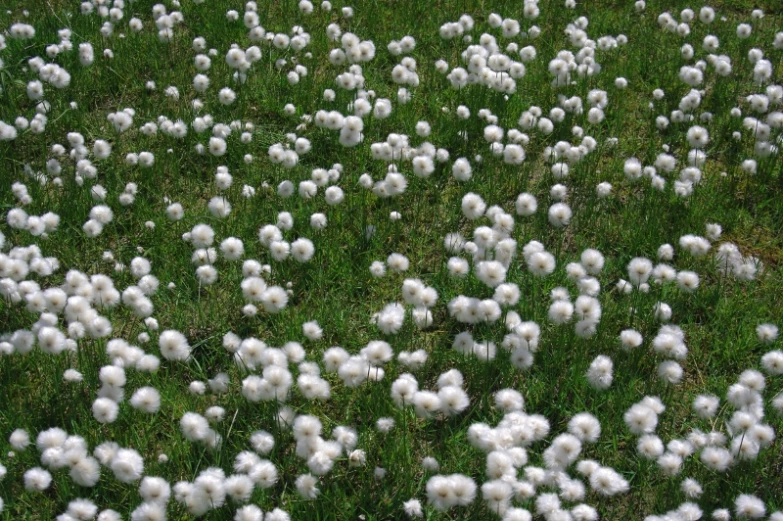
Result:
[179, 412, 222, 450]
[28, 428, 102, 488]
[2, 1, 783, 519]
[417, 402, 627, 515]
[437, 9, 542, 95]
[389, 368, 470, 420]
[169, 463, 285, 518]
[289, 415, 362, 499]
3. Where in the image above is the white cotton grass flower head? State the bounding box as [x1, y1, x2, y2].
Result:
[290, 238, 316, 262]
[92, 397, 119, 423]
[302, 321, 323, 341]
[712, 510, 733, 521]
[64, 499, 99, 520]
[158, 330, 191, 361]
[452, 158, 473, 181]
[482, 478, 513, 513]
[412, 459, 441, 483]
[735, 494, 766, 519]
[528, 251, 556, 277]
[373, 302, 406, 335]
[547, 203, 572, 227]
[681, 478, 703, 499]
[295, 473, 319, 499]
[761, 350, 783, 375]
[511, 193, 537, 218]
[165, 202, 184, 221]
[403, 498, 423, 518]
[220, 237, 244, 261]
[624, 402, 658, 435]
[24, 467, 53, 491]
[548, 299, 574, 325]
[370, 261, 386, 277]
[653, 302, 673, 322]
[619, 329, 643, 350]
[10, 429, 31, 451]
[476, 261, 507, 288]
[637, 435, 665, 460]
[627, 257, 653, 286]
[586, 355, 613, 390]
[756, 323, 778, 344]
[387, 253, 410, 272]
[139, 476, 171, 505]
[412, 390, 441, 418]
[568, 413, 601, 443]
[542, 433, 582, 469]
[110, 448, 144, 483]
[438, 385, 470, 416]
[130, 387, 161, 414]
[376, 417, 395, 433]
[249, 430, 275, 455]
[676, 271, 700, 292]
[658, 360, 684, 385]
[180, 412, 211, 443]
[588, 466, 629, 496]
[69, 456, 101, 487]
[737, 369, 765, 393]
[190, 224, 215, 248]
[461, 192, 486, 220]
[693, 394, 720, 419]
[235, 505, 264, 521]
[580, 248, 605, 275]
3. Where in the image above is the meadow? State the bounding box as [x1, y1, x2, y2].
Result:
[0, 0, 782, 520]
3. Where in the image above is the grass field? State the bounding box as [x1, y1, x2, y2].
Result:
[1, 0, 782, 520]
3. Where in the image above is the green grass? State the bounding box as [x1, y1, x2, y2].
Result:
[1, 0, 782, 520]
